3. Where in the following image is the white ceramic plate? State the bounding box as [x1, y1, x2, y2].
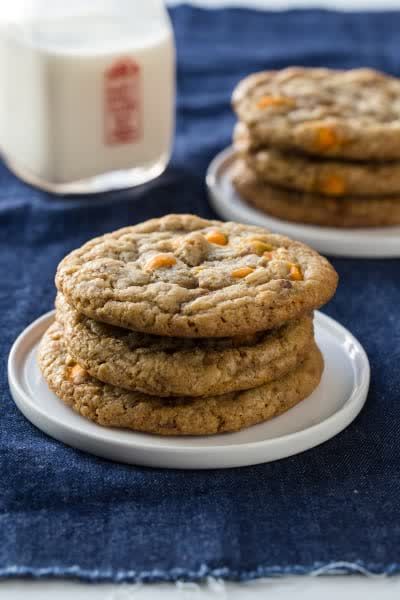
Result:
[207, 147, 400, 258]
[8, 310, 369, 469]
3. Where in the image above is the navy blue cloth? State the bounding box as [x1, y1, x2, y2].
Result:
[1, 5, 400, 582]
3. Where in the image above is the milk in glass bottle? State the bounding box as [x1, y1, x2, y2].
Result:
[0, 0, 175, 193]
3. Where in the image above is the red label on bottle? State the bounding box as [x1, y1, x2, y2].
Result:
[104, 58, 141, 146]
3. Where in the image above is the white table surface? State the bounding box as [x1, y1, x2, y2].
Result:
[4, 0, 399, 597]
[2, 575, 400, 599]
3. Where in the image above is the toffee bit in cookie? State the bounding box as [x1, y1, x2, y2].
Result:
[314, 125, 340, 151]
[205, 230, 228, 245]
[256, 95, 295, 109]
[145, 254, 177, 271]
[289, 264, 303, 281]
[231, 266, 255, 278]
[318, 174, 346, 196]
[69, 364, 88, 384]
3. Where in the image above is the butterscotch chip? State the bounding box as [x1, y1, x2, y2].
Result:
[318, 175, 346, 197]
[289, 265, 303, 281]
[231, 266, 255, 278]
[248, 240, 273, 255]
[56, 293, 315, 397]
[233, 67, 400, 160]
[68, 364, 88, 384]
[233, 160, 400, 228]
[313, 125, 341, 151]
[56, 214, 337, 337]
[205, 230, 228, 245]
[256, 95, 295, 109]
[235, 121, 400, 197]
[145, 254, 176, 270]
[38, 322, 324, 436]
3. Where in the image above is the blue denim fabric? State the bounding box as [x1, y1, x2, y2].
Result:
[1, 5, 400, 582]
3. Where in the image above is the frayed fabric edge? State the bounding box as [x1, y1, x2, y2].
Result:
[0, 561, 397, 582]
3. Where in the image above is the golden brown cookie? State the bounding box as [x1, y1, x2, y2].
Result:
[233, 67, 400, 160]
[55, 214, 337, 337]
[234, 122, 400, 197]
[56, 293, 314, 397]
[233, 160, 400, 228]
[38, 322, 324, 436]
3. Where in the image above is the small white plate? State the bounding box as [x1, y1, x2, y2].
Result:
[8, 310, 369, 469]
[207, 147, 400, 258]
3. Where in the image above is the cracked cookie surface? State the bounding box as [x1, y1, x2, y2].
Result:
[38, 322, 324, 436]
[55, 214, 337, 337]
[57, 293, 314, 397]
[233, 160, 400, 228]
[233, 67, 400, 160]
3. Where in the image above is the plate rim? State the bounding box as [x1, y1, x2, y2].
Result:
[8, 310, 370, 457]
[207, 146, 400, 257]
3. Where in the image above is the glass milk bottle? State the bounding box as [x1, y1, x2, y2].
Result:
[0, 0, 175, 193]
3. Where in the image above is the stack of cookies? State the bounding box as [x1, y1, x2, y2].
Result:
[232, 67, 400, 228]
[38, 214, 338, 436]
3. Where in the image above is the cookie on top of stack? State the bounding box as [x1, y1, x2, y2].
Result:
[232, 67, 400, 228]
[38, 214, 338, 436]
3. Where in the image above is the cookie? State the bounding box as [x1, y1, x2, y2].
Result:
[234, 122, 400, 197]
[55, 214, 337, 338]
[56, 293, 314, 398]
[232, 67, 400, 160]
[233, 160, 400, 228]
[38, 322, 324, 436]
